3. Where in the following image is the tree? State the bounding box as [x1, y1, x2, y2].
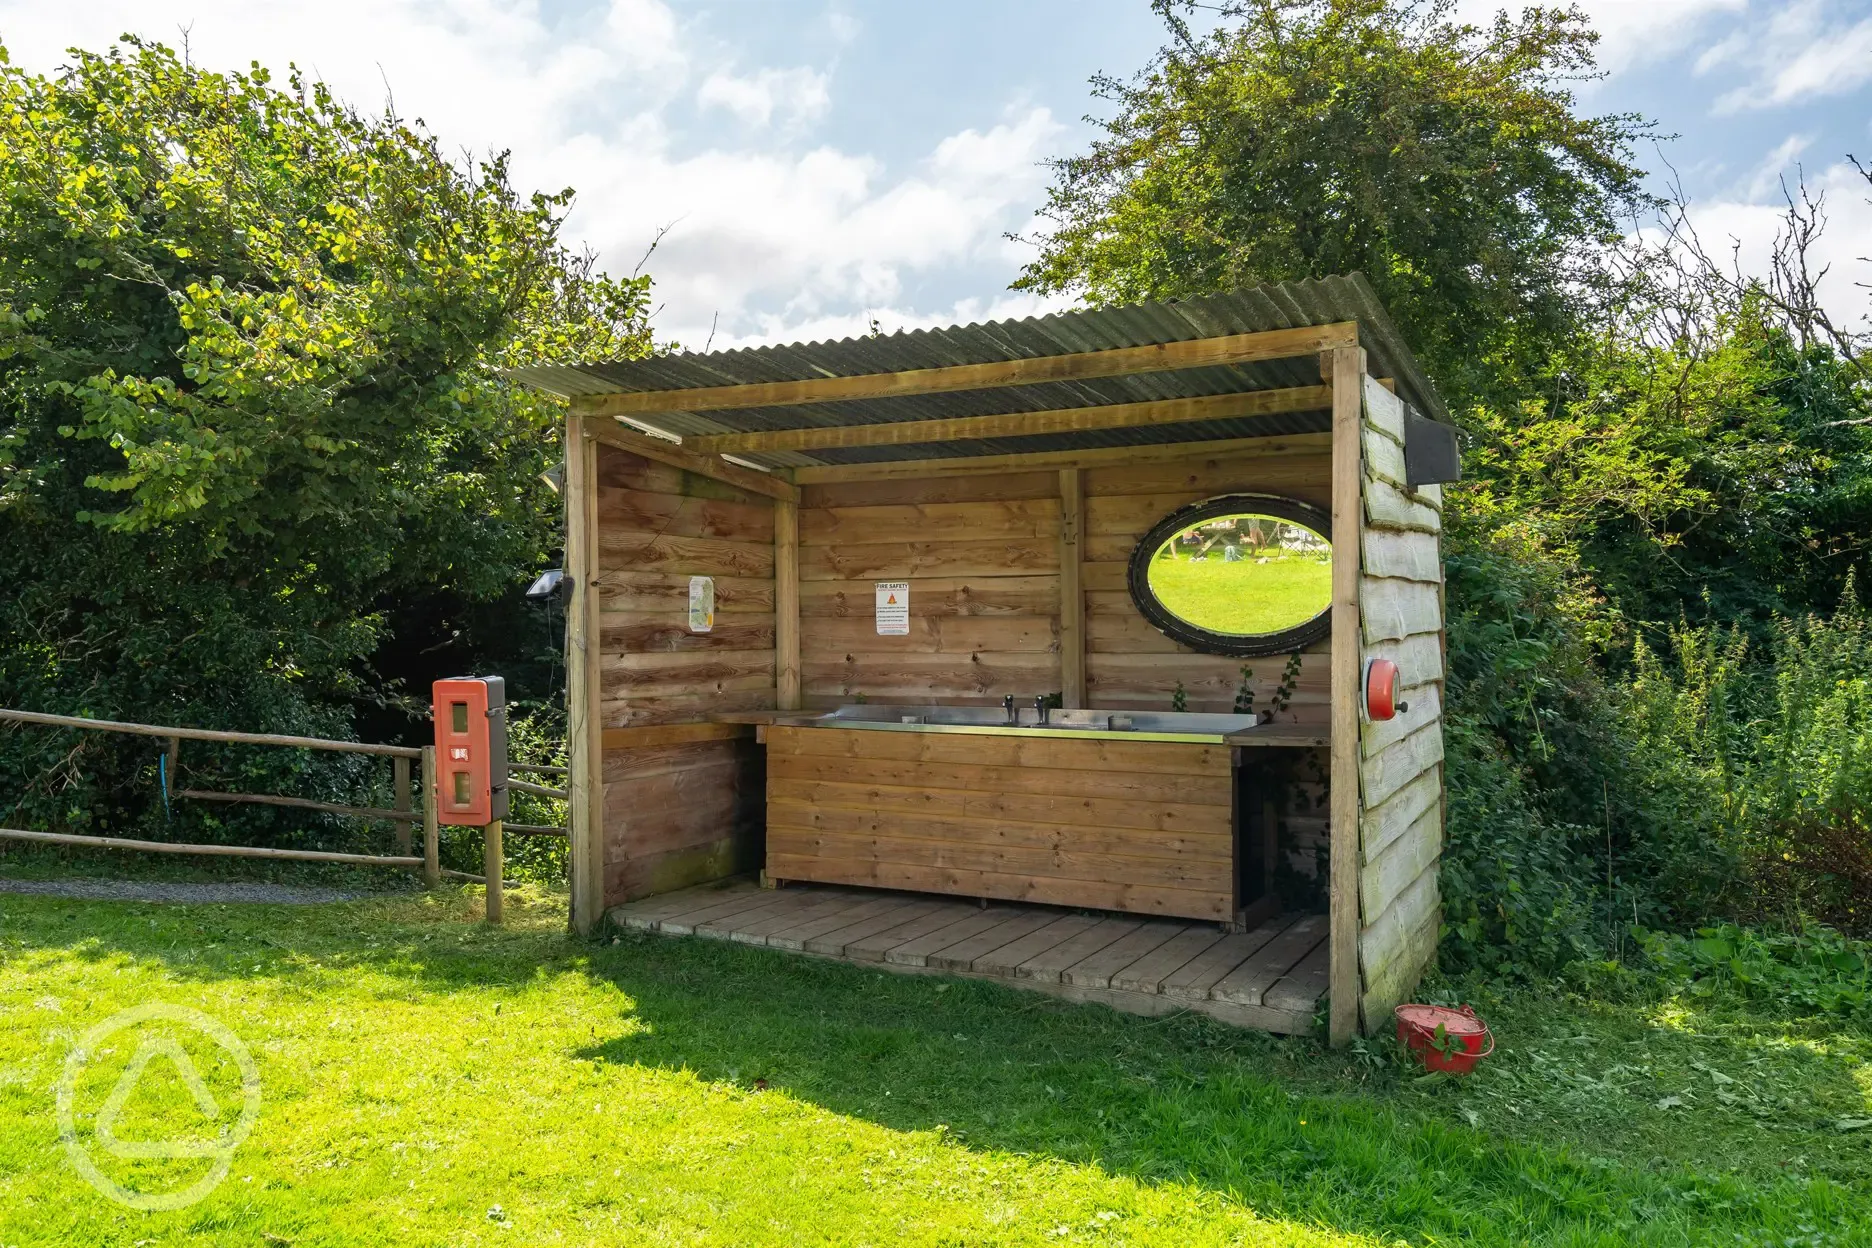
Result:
[0, 39, 653, 838]
[1016, 0, 1654, 409]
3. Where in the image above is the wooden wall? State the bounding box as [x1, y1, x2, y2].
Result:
[594, 443, 776, 906]
[765, 725, 1236, 920]
[797, 472, 1062, 705]
[1355, 378, 1446, 1026]
[796, 442, 1336, 718]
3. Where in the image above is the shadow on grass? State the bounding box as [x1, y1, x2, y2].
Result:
[3, 887, 1863, 1246]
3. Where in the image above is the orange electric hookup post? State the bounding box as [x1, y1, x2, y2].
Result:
[431, 677, 509, 826]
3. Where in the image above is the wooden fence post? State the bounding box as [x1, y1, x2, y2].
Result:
[393, 755, 412, 857]
[421, 745, 440, 888]
[484, 820, 503, 923]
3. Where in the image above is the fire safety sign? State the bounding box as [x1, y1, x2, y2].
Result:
[875, 581, 909, 635]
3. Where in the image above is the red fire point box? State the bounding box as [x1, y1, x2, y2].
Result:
[432, 676, 509, 826]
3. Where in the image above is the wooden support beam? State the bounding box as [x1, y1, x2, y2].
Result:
[1328, 344, 1366, 1048]
[1058, 468, 1085, 710]
[775, 498, 802, 711]
[572, 322, 1359, 416]
[422, 745, 441, 888]
[683, 386, 1332, 456]
[566, 415, 606, 935]
[393, 755, 412, 856]
[587, 419, 799, 504]
[599, 722, 755, 750]
[791, 432, 1332, 485]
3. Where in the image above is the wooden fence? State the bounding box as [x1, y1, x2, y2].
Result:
[0, 707, 569, 922]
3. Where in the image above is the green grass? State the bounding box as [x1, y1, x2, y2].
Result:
[0, 877, 1867, 1246]
[1148, 551, 1331, 636]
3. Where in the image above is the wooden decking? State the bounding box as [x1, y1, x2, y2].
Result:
[609, 881, 1328, 1035]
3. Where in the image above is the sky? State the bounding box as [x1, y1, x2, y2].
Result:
[2, 0, 1869, 352]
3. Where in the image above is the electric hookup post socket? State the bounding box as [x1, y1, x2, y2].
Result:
[431, 676, 509, 826]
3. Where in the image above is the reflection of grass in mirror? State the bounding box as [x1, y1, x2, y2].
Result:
[1148, 548, 1331, 635]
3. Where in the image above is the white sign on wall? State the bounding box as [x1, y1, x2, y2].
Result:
[875, 581, 909, 636]
[687, 575, 715, 633]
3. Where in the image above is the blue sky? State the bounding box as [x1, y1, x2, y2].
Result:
[3, 1, 1869, 350]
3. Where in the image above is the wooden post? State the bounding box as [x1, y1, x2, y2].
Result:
[775, 497, 801, 711]
[565, 415, 607, 935]
[1327, 344, 1366, 1047]
[164, 737, 180, 796]
[421, 745, 440, 888]
[1058, 468, 1086, 709]
[392, 755, 412, 856]
[484, 820, 504, 923]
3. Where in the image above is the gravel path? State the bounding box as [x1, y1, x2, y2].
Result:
[0, 877, 381, 905]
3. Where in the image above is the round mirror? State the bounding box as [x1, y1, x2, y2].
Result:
[1126, 495, 1333, 656]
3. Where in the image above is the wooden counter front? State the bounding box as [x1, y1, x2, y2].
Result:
[763, 724, 1235, 920]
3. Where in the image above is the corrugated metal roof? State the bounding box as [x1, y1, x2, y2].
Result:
[510, 274, 1446, 471]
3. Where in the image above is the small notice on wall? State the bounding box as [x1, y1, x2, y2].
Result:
[875, 581, 909, 636]
[687, 575, 715, 633]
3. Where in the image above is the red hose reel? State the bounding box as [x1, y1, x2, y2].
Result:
[1364, 657, 1409, 721]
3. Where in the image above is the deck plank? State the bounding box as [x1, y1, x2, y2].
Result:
[609, 881, 1328, 1036]
[1017, 916, 1142, 983]
[690, 893, 802, 939]
[1209, 914, 1328, 1007]
[884, 908, 1020, 967]
[926, 910, 1064, 972]
[1109, 926, 1225, 995]
[1263, 940, 1332, 1013]
[651, 887, 778, 935]
[970, 913, 1101, 976]
[610, 883, 752, 930]
[1060, 921, 1184, 990]
[693, 890, 818, 940]
[736, 890, 871, 945]
[767, 895, 906, 951]
[1160, 921, 1287, 1002]
[825, 900, 961, 959]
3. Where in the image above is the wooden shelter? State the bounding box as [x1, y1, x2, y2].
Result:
[514, 274, 1452, 1042]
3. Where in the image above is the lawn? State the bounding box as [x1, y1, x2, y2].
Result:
[0, 875, 1867, 1246]
[1148, 551, 1332, 636]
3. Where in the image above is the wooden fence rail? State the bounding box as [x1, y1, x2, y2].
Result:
[0, 704, 579, 919]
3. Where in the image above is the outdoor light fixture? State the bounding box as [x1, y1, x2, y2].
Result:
[525, 568, 567, 601]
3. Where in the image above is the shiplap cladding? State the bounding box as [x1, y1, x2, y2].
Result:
[1356, 378, 1446, 1026]
[595, 443, 776, 905]
[797, 473, 1063, 705]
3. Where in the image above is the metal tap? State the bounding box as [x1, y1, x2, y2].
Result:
[1002, 694, 1017, 724]
[1034, 694, 1050, 726]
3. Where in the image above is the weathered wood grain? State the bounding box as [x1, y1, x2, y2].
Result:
[799, 538, 1057, 581]
[1361, 528, 1442, 583]
[1365, 478, 1442, 533]
[1361, 576, 1442, 644]
[1360, 765, 1442, 865]
[1360, 803, 1441, 923]
[1359, 864, 1439, 987]
[801, 498, 1062, 544]
[1361, 721, 1445, 809]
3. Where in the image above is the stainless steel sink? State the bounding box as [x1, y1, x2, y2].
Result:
[810, 703, 1261, 743]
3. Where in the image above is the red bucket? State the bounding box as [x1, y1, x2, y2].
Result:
[1394, 1003, 1493, 1075]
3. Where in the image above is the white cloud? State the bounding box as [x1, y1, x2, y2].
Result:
[1452, 0, 1743, 75]
[0, 0, 1066, 351]
[697, 66, 830, 129]
[1701, 0, 1872, 112]
[1678, 158, 1872, 332]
